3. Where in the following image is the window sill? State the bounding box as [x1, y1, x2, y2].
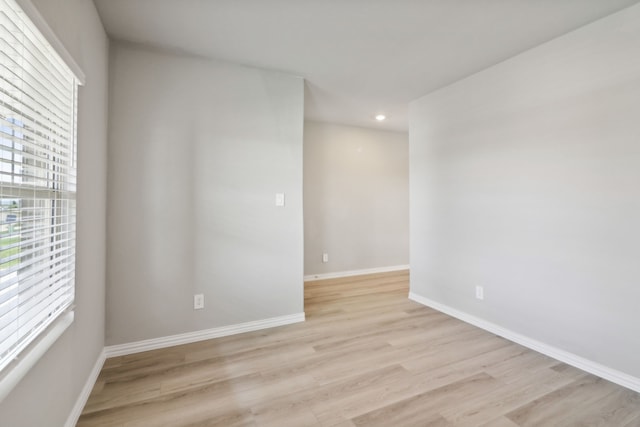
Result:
[0, 310, 74, 402]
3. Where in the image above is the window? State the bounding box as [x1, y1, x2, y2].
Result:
[0, 0, 79, 374]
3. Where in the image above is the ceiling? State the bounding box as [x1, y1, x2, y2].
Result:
[94, 0, 640, 132]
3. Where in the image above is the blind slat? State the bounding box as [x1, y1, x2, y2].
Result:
[0, 0, 77, 372]
[2, 257, 74, 295]
[0, 12, 73, 98]
[0, 76, 73, 136]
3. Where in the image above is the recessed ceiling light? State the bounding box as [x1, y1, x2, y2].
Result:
[375, 114, 386, 121]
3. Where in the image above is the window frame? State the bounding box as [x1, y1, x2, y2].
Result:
[0, 0, 84, 401]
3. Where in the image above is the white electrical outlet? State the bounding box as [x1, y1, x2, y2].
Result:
[322, 253, 329, 263]
[475, 286, 484, 300]
[275, 193, 285, 207]
[194, 293, 204, 310]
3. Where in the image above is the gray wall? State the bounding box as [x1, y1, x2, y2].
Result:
[304, 121, 409, 276]
[0, 0, 109, 425]
[106, 43, 304, 345]
[410, 5, 640, 378]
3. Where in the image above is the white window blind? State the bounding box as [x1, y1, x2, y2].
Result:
[0, 0, 78, 374]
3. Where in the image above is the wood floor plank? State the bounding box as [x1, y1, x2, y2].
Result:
[77, 270, 640, 426]
[350, 372, 499, 426]
[479, 416, 520, 427]
[319, 420, 356, 427]
[563, 386, 640, 426]
[441, 367, 583, 427]
[505, 375, 622, 426]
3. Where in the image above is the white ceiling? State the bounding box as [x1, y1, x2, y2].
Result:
[94, 0, 640, 132]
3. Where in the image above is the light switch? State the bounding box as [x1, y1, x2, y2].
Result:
[275, 193, 285, 207]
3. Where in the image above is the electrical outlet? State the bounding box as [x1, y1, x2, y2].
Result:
[194, 293, 204, 310]
[475, 286, 484, 300]
[322, 253, 329, 263]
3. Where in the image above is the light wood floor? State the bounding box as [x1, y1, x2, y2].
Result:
[78, 271, 640, 426]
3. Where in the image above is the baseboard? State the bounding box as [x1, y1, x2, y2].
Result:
[64, 348, 106, 427]
[408, 292, 640, 394]
[104, 312, 306, 358]
[304, 264, 409, 282]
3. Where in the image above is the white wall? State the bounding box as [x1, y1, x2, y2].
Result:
[106, 43, 304, 345]
[0, 0, 109, 425]
[410, 5, 640, 379]
[304, 121, 409, 276]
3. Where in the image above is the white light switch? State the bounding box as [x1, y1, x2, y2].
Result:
[275, 193, 285, 207]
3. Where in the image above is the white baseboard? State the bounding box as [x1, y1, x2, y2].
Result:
[104, 312, 306, 358]
[304, 264, 409, 282]
[64, 348, 106, 427]
[408, 292, 640, 394]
